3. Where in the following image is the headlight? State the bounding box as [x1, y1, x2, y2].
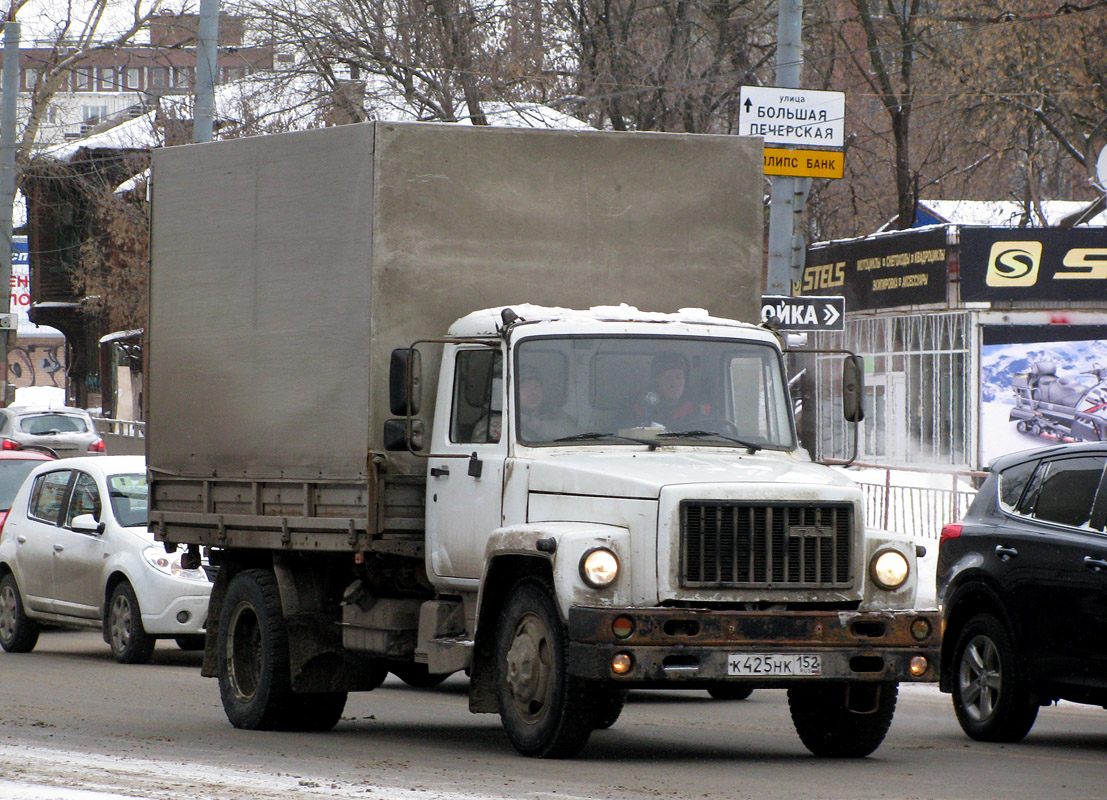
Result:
[870, 549, 910, 590]
[143, 547, 209, 582]
[580, 548, 619, 588]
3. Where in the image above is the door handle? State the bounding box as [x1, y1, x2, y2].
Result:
[994, 545, 1018, 561]
[1084, 556, 1107, 573]
[53, 544, 65, 553]
[430, 466, 450, 477]
[16, 535, 26, 544]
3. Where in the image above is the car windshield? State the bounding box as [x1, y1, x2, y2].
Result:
[18, 413, 89, 435]
[513, 335, 796, 449]
[108, 473, 148, 527]
[0, 459, 45, 508]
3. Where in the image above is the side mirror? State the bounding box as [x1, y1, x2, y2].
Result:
[71, 513, 105, 534]
[389, 347, 422, 416]
[383, 418, 425, 452]
[843, 355, 865, 423]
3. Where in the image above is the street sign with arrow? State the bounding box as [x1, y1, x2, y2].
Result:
[761, 295, 845, 332]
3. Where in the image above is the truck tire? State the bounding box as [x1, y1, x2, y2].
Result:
[494, 578, 594, 758]
[365, 661, 389, 690]
[0, 573, 40, 653]
[391, 663, 449, 688]
[175, 634, 206, 651]
[951, 613, 1038, 742]
[107, 581, 156, 664]
[788, 682, 898, 757]
[591, 688, 626, 730]
[218, 569, 297, 730]
[706, 683, 754, 701]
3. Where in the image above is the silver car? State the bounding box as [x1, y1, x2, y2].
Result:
[0, 406, 106, 458]
[0, 456, 211, 663]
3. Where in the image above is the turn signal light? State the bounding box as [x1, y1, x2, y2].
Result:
[909, 655, 929, 677]
[612, 616, 635, 639]
[939, 523, 962, 543]
[88, 439, 107, 453]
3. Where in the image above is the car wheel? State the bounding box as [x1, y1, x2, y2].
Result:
[0, 573, 40, 653]
[788, 682, 898, 757]
[365, 661, 389, 690]
[174, 634, 206, 651]
[494, 578, 594, 758]
[951, 613, 1038, 742]
[706, 683, 754, 701]
[108, 581, 156, 664]
[391, 663, 450, 688]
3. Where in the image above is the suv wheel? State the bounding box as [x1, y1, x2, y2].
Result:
[951, 613, 1038, 742]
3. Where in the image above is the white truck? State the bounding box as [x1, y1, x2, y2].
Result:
[147, 121, 939, 758]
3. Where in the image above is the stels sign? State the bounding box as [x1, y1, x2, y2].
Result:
[960, 228, 1107, 302]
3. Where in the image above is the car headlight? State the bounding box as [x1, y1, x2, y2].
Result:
[143, 547, 209, 582]
[580, 548, 619, 588]
[870, 549, 910, 590]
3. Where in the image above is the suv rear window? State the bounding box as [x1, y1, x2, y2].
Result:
[1018, 456, 1106, 529]
[18, 414, 88, 434]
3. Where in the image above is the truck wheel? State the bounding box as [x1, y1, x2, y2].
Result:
[788, 682, 898, 757]
[365, 661, 389, 690]
[107, 581, 156, 664]
[591, 688, 626, 730]
[175, 634, 206, 651]
[218, 569, 296, 730]
[706, 683, 754, 701]
[0, 573, 40, 653]
[951, 613, 1038, 742]
[391, 663, 449, 688]
[286, 691, 349, 731]
[494, 578, 594, 757]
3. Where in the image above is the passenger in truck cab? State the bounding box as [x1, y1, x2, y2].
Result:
[628, 352, 710, 429]
[473, 366, 575, 443]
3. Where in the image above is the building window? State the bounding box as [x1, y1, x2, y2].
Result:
[100, 67, 117, 91]
[75, 68, 91, 91]
[23, 68, 38, 91]
[82, 105, 109, 124]
[173, 67, 193, 88]
[125, 67, 141, 90]
[149, 66, 168, 89]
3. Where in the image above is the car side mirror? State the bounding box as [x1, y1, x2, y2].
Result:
[71, 513, 105, 534]
[843, 355, 865, 423]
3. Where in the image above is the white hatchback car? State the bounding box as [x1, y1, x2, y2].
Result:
[0, 455, 211, 663]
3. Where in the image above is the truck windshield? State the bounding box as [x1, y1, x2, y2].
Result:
[514, 336, 795, 450]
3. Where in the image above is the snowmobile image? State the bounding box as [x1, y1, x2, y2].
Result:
[1010, 361, 1107, 442]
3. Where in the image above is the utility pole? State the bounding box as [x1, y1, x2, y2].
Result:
[766, 0, 809, 296]
[0, 19, 19, 404]
[193, 0, 220, 143]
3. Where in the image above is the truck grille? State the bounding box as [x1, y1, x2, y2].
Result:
[681, 502, 853, 588]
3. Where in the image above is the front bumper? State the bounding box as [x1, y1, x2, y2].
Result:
[567, 606, 941, 686]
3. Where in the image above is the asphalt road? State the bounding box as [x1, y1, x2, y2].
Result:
[1, 629, 1103, 800]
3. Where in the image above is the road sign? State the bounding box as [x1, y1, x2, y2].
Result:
[763, 147, 844, 179]
[761, 295, 844, 332]
[739, 86, 845, 148]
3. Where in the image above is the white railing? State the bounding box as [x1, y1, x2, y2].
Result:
[92, 417, 145, 456]
[835, 463, 985, 542]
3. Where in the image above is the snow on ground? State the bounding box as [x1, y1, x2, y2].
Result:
[0, 742, 498, 800]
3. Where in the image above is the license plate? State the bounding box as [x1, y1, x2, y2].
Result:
[726, 653, 821, 676]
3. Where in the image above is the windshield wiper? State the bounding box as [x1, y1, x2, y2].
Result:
[656, 429, 762, 454]
[550, 431, 659, 450]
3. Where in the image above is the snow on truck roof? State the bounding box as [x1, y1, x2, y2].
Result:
[447, 304, 770, 339]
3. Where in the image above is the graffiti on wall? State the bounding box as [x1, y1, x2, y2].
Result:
[8, 341, 66, 388]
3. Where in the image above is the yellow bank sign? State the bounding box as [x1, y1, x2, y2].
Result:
[763, 147, 844, 179]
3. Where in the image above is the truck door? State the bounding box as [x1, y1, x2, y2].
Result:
[425, 346, 507, 583]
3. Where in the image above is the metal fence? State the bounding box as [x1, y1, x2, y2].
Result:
[840, 463, 985, 542]
[93, 418, 145, 456]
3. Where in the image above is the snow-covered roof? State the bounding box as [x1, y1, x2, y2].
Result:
[40, 72, 593, 162]
[448, 304, 763, 338]
[920, 199, 1106, 227]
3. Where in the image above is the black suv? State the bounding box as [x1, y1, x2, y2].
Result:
[937, 442, 1107, 742]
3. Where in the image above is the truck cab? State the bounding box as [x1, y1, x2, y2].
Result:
[392, 304, 938, 757]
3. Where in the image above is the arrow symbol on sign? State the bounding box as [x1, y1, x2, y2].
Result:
[822, 305, 840, 326]
[744, 98, 753, 112]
